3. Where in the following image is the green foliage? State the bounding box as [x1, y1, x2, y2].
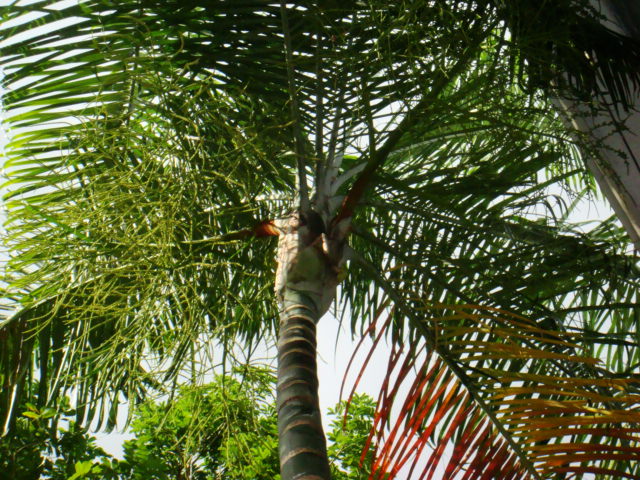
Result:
[0, 399, 118, 480]
[1, 370, 377, 480]
[118, 366, 279, 480]
[328, 394, 377, 480]
[118, 367, 377, 480]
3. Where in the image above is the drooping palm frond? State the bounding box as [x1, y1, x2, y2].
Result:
[340, 95, 640, 476]
[341, 41, 640, 376]
[346, 305, 640, 479]
[1, 84, 288, 429]
[1, 0, 298, 427]
[335, 21, 640, 475]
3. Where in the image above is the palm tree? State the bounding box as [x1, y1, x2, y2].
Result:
[1, 1, 640, 479]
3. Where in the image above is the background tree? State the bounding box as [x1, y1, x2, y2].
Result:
[0, 369, 377, 480]
[0, 390, 119, 480]
[118, 368, 376, 480]
[555, 0, 640, 249]
[2, 1, 640, 479]
[327, 394, 377, 480]
[118, 367, 280, 480]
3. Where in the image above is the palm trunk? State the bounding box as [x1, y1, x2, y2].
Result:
[274, 213, 344, 480]
[277, 288, 330, 480]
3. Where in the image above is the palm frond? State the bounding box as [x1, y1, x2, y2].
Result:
[1, 14, 291, 425]
[346, 304, 640, 479]
[484, 0, 640, 106]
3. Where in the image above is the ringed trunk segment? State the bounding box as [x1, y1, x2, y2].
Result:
[277, 292, 330, 480]
[274, 213, 345, 480]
